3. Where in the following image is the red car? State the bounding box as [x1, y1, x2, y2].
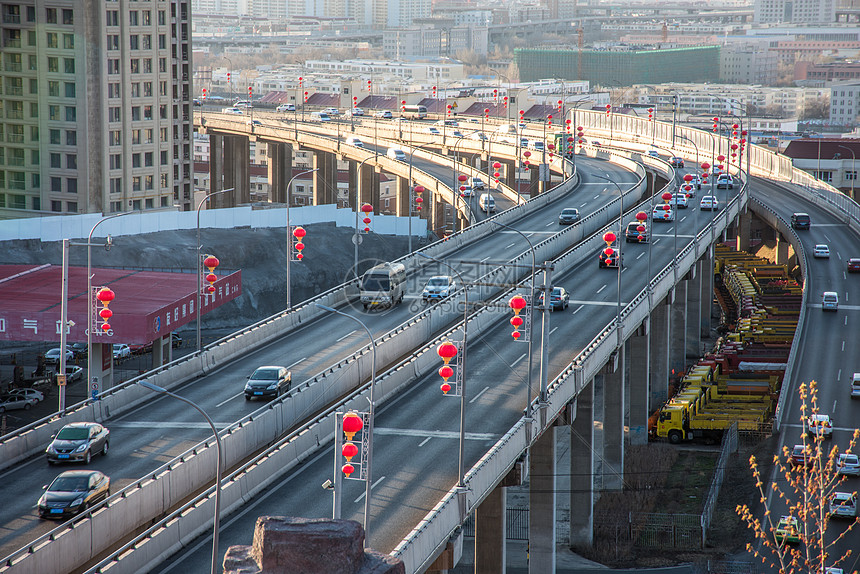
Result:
[790, 444, 811, 467]
[847, 258, 860, 273]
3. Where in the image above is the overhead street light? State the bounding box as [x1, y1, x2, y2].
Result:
[136, 379, 223, 574]
[589, 174, 625, 348]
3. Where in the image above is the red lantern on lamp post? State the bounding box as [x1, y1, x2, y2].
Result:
[96, 287, 116, 332]
[292, 226, 307, 261]
[436, 341, 459, 394]
[360, 203, 373, 233]
[202, 255, 219, 294]
[342, 411, 363, 441]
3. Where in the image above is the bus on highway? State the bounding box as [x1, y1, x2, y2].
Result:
[401, 105, 427, 120]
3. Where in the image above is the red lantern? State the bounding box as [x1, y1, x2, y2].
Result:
[342, 412, 363, 440]
[604, 247, 615, 256]
[415, 197, 423, 203]
[441, 383, 452, 394]
[509, 295, 527, 313]
[635, 211, 648, 222]
[493, 162, 501, 169]
[99, 308, 113, 320]
[458, 174, 468, 183]
[510, 316, 523, 328]
[206, 273, 217, 283]
[207, 285, 215, 294]
[204, 255, 220, 272]
[437, 341, 458, 364]
[603, 231, 616, 244]
[363, 217, 371, 224]
[414, 185, 424, 194]
[701, 162, 710, 170]
[295, 243, 305, 252]
[523, 151, 531, 158]
[342, 463, 355, 477]
[511, 331, 521, 340]
[637, 225, 646, 233]
[661, 192, 673, 202]
[361, 204, 373, 213]
[342, 442, 358, 461]
[102, 323, 111, 331]
[96, 287, 115, 304]
[717, 155, 725, 162]
[683, 174, 693, 182]
[293, 226, 306, 240]
[438, 365, 454, 381]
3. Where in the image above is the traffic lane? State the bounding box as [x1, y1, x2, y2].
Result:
[3, 159, 638, 558]
[155, 177, 716, 570]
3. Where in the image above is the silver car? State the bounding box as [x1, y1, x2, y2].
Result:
[46, 422, 110, 464]
[0, 393, 37, 413]
[837, 453, 860, 476]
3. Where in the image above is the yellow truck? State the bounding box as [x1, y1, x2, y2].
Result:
[656, 384, 771, 443]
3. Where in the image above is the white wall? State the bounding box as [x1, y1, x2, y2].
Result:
[0, 204, 427, 242]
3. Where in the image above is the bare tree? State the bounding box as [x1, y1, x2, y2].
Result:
[737, 381, 859, 574]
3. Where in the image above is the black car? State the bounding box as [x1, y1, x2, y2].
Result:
[70, 343, 88, 359]
[46, 422, 110, 464]
[538, 287, 570, 311]
[38, 470, 110, 519]
[670, 157, 684, 168]
[558, 208, 580, 225]
[171, 332, 183, 348]
[625, 221, 648, 243]
[599, 242, 622, 268]
[790, 212, 811, 230]
[244, 366, 291, 400]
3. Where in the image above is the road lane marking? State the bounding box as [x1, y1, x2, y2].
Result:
[824, 234, 831, 242]
[808, 303, 860, 310]
[374, 428, 496, 440]
[680, 216, 687, 222]
[481, 256, 490, 262]
[845, 316, 848, 326]
[573, 305, 584, 314]
[593, 195, 600, 199]
[111, 421, 233, 429]
[833, 400, 837, 413]
[354, 476, 386, 502]
[419, 436, 433, 447]
[636, 252, 645, 260]
[510, 353, 527, 368]
[842, 341, 845, 352]
[653, 233, 695, 238]
[506, 243, 516, 248]
[653, 238, 661, 244]
[597, 284, 607, 293]
[549, 326, 559, 335]
[569, 299, 629, 307]
[580, 202, 587, 207]
[287, 357, 306, 369]
[838, 369, 842, 381]
[215, 393, 243, 408]
[336, 330, 356, 342]
[470, 386, 490, 404]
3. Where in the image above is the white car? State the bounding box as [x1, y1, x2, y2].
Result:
[8, 388, 45, 403]
[808, 414, 833, 438]
[323, 107, 340, 116]
[422, 276, 456, 301]
[452, 130, 465, 138]
[66, 365, 84, 383]
[647, 150, 660, 158]
[652, 205, 675, 222]
[700, 196, 719, 211]
[45, 347, 74, 365]
[350, 107, 364, 116]
[344, 136, 364, 148]
[427, 127, 440, 135]
[717, 174, 734, 189]
[829, 492, 857, 519]
[671, 194, 689, 209]
[813, 244, 830, 258]
[374, 110, 392, 119]
[112, 344, 131, 360]
[837, 453, 860, 476]
[470, 132, 488, 141]
[276, 103, 295, 112]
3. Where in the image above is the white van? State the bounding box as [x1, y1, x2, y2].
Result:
[851, 373, 860, 399]
[222, 107, 244, 115]
[360, 262, 406, 309]
[822, 291, 839, 311]
[310, 111, 331, 122]
[479, 193, 496, 213]
[496, 124, 518, 135]
[276, 103, 296, 112]
[386, 148, 406, 161]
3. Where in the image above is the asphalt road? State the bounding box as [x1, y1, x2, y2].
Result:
[151, 167, 745, 572]
[751, 177, 860, 570]
[0, 157, 637, 562]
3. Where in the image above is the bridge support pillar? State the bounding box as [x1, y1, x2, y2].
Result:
[627, 320, 649, 445]
[569, 380, 594, 548]
[474, 484, 506, 574]
[529, 167, 540, 198]
[432, 191, 446, 238]
[685, 265, 702, 360]
[267, 142, 293, 204]
[649, 296, 670, 405]
[603, 347, 624, 491]
[151, 334, 172, 368]
[358, 161, 374, 209]
[528, 426, 556, 574]
[775, 233, 792, 266]
[395, 176, 409, 217]
[209, 133, 224, 202]
[700, 245, 714, 337]
[370, 166, 381, 214]
[221, 135, 251, 207]
[735, 210, 751, 253]
[90, 342, 114, 392]
[502, 159, 517, 195]
[313, 150, 337, 206]
[669, 283, 687, 377]
[347, 161, 358, 209]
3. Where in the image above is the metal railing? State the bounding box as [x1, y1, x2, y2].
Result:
[700, 422, 738, 545]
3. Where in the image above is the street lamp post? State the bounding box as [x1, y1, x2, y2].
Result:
[286, 169, 318, 310]
[678, 134, 699, 166]
[196, 188, 233, 352]
[838, 144, 856, 199]
[137, 380, 223, 574]
[590, 174, 625, 347]
[354, 156, 375, 279]
[86, 212, 130, 400]
[490, 220, 537, 415]
[407, 144, 433, 254]
[223, 57, 233, 103]
[417, 253, 469, 487]
[315, 303, 376, 545]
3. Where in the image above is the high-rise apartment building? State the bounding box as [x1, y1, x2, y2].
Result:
[0, 0, 193, 219]
[753, 0, 836, 24]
